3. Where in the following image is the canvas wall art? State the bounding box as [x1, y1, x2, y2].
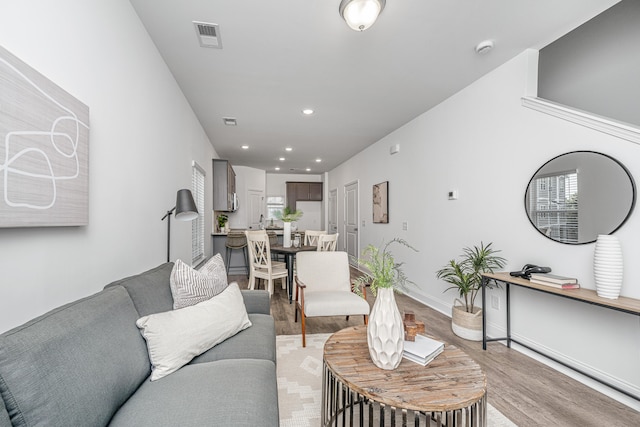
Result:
[0, 46, 89, 227]
[373, 181, 388, 224]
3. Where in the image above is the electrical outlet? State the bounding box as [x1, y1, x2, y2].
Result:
[402, 221, 408, 231]
[491, 295, 500, 310]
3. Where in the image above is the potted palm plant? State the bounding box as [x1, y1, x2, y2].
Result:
[436, 242, 506, 341]
[275, 207, 303, 247]
[353, 238, 418, 370]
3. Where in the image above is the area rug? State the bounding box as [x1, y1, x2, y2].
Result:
[276, 334, 517, 427]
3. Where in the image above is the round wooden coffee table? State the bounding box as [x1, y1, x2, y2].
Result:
[322, 326, 487, 426]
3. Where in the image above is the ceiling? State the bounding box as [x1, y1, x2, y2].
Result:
[129, 0, 619, 174]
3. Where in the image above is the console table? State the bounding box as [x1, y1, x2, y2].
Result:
[322, 326, 487, 426]
[481, 272, 640, 400]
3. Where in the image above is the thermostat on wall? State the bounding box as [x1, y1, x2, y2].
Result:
[448, 190, 459, 200]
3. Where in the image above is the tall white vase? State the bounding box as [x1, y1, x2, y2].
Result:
[593, 234, 623, 299]
[367, 288, 404, 370]
[283, 222, 292, 248]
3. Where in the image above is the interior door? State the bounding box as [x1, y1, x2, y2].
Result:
[344, 181, 358, 264]
[328, 188, 338, 237]
[247, 189, 264, 230]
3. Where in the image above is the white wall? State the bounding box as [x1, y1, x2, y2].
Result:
[226, 165, 266, 229]
[265, 173, 324, 231]
[328, 50, 640, 408]
[0, 0, 217, 332]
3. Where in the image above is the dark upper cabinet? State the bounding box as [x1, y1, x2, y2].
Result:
[286, 181, 323, 210]
[213, 159, 236, 211]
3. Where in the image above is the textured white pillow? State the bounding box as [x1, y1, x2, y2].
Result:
[170, 255, 228, 309]
[136, 283, 251, 381]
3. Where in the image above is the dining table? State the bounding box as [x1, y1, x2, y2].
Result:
[270, 244, 317, 303]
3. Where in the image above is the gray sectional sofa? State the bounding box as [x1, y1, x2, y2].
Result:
[0, 263, 279, 427]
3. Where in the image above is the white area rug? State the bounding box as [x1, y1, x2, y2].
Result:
[276, 333, 516, 427]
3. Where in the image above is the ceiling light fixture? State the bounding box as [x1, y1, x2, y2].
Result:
[306, 168, 311, 172]
[315, 158, 322, 163]
[241, 145, 249, 150]
[279, 157, 285, 161]
[285, 147, 293, 152]
[302, 108, 314, 115]
[339, 0, 385, 32]
[275, 167, 280, 171]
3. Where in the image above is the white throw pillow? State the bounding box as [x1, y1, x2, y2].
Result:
[136, 283, 251, 381]
[170, 255, 228, 309]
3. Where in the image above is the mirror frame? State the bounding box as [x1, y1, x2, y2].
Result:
[524, 150, 636, 245]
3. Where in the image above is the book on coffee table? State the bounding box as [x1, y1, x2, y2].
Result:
[403, 334, 445, 366]
[529, 273, 578, 284]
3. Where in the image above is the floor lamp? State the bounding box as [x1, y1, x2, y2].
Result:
[161, 189, 199, 262]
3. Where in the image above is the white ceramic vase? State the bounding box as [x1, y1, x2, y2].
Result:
[283, 222, 292, 248]
[367, 287, 404, 370]
[593, 234, 623, 299]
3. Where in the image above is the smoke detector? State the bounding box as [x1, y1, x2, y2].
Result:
[193, 21, 222, 48]
[475, 40, 494, 55]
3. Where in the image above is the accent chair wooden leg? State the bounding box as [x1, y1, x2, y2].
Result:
[301, 313, 306, 347]
[363, 315, 368, 325]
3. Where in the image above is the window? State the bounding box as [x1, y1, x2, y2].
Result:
[266, 196, 285, 221]
[528, 170, 578, 243]
[191, 161, 206, 265]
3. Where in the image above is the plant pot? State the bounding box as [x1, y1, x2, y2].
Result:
[367, 288, 404, 370]
[451, 299, 482, 341]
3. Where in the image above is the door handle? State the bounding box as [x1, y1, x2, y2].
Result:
[354, 228, 358, 231]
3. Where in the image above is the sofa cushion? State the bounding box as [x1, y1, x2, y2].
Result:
[0, 286, 150, 427]
[109, 359, 279, 427]
[136, 283, 251, 381]
[169, 256, 228, 309]
[190, 313, 276, 364]
[105, 263, 174, 317]
[0, 398, 11, 427]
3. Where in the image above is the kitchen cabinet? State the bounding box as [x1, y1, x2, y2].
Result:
[286, 181, 323, 210]
[213, 159, 236, 211]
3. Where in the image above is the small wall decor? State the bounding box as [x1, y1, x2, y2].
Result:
[373, 181, 388, 224]
[0, 46, 90, 227]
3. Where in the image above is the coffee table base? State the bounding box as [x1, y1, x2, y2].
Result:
[322, 363, 487, 427]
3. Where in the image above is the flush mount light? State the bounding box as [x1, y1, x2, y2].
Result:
[306, 168, 311, 172]
[302, 108, 314, 115]
[279, 157, 285, 161]
[475, 40, 494, 55]
[315, 158, 322, 163]
[241, 145, 249, 150]
[275, 167, 280, 171]
[285, 147, 293, 152]
[223, 117, 237, 126]
[339, 0, 385, 31]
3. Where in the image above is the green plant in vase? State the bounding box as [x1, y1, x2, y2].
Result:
[353, 238, 418, 370]
[217, 214, 228, 232]
[275, 207, 303, 247]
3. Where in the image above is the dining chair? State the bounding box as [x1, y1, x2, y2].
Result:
[317, 233, 339, 251]
[245, 230, 288, 296]
[304, 230, 327, 247]
[295, 251, 369, 347]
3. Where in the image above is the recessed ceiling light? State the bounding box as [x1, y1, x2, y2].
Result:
[223, 117, 237, 126]
[302, 109, 314, 115]
[275, 167, 280, 171]
[306, 168, 311, 172]
[285, 147, 293, 152]
[475, 40, 494, 55]
[279, 157, 285, 161]
[315, 158, 322, 163]
[241, 145, 249, 150]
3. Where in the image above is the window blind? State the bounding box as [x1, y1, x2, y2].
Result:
[528, 170, 578, 243]
[192, 161, 206, 265]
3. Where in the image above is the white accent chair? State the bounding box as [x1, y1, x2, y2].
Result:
[245, 230, 288, 296]
[303, 230, 327, 247]
[317, 233, 339, 251]
[294, 251, 369, 347]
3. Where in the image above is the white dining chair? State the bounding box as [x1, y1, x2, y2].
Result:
[317, 233, 339, 251]
[245, 230, 288, 296]
[304, 230, 327, 247]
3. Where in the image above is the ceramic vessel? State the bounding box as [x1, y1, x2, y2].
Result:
[593, 234, 623, 299]
[367, 288, 404, 370]
[283, 222, 292, 248]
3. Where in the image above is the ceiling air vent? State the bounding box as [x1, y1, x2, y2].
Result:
[193, 21, 222, 49]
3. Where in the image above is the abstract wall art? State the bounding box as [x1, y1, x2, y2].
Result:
[373, 181, 388, 224]
[0, 46, 90, 227]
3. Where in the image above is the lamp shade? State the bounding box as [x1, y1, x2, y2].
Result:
[175, 189, 198, 221]
[339, 0, 385, 31]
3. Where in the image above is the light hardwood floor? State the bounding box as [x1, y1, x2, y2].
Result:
[231, 274, 640, 426]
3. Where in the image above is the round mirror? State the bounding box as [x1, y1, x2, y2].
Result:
[524, 151, 636, 245]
